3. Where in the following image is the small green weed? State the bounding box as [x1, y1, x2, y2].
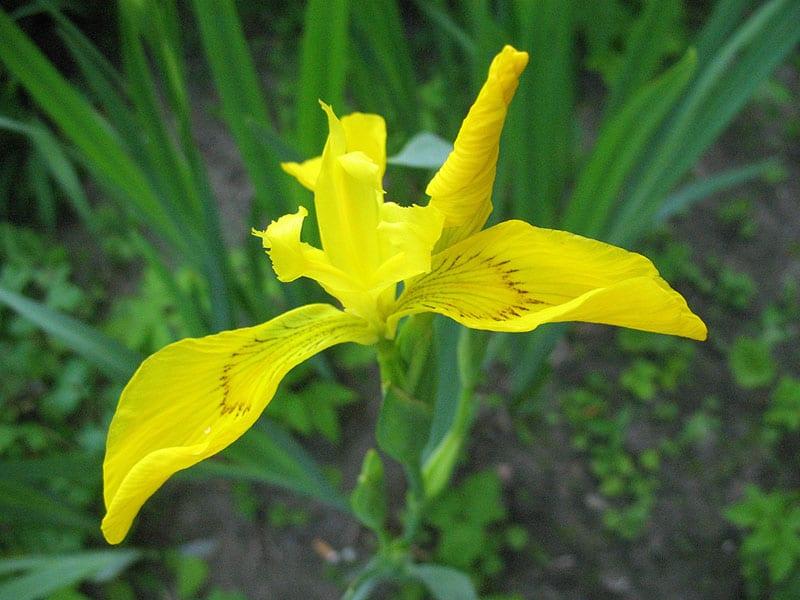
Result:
[728, 336, 777, 390]
[726, 485, 800, 597]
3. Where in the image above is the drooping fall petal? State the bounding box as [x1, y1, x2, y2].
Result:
[427, 45, 529, 249]
[101, 304, 376, 544]
[389, 220, 706, 340]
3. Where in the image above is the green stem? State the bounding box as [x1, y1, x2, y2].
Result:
[375, 338, 425, 546]
[375, 338, 407, 393]
[402, 465, 425, 544]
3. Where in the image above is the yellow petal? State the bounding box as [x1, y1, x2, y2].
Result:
[389, 220, 707, 340]
[427, 45, 528, 246]
[251, 207, 357, 293]
[341, 112, 387, 178]
[281, 113, 386, 192]
[281, 156, 322, 192]
[314, 103, 384, 277]
[375, 202, 444, 285]
[102, 304, 376, 544]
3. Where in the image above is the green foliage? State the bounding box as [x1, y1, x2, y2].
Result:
[561, 381, 669, 539]
[425, 470, 512, 579]
[268, 373, 357, 444]
[764, 377, 800, 434]
[0, 0, 797, 596]
[0, 550, 141, 600]
[377, 384, 432, 467]
[717, 197, 758, 239]
[350, 450, 388, 535]
[713, 265, 757, 312]
[729, 336, 777, 389]
[726, 486, 800, 595]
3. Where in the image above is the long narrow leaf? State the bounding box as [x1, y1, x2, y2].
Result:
[296, 0, 350, 155]
[187, 420, 350, 512]
[503, 0, 574, 228]
[656, 159, 780, 223]
[192, 0, 292, 217]
[351, 0, 418, 133]
[562, 49, 697, 237]
[0, 8, 184, 252]
[605, 0, 684, 116]
[609, 0, 800, 245]
[0, 550, 141, 600]
[0, 480, 95, 532]
[0, 285, 141, 380]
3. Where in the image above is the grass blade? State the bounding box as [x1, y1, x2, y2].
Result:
[605, 0, 684, 116]
[609, 0, 800, 245]
[0, 550, 141, 600]
[0, 285, 141, 380]
[562, 49, 697, 237]
[0, 8, 184, 252]
[351, 0, 419, 133]
[188, 420, 350, 512]
[192, 0, 292, 217]
[503, 0, 574, 228]
[296, 0, 350, 155]
[657, 158, 780, 223]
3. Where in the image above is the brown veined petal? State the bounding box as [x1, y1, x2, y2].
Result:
[102, 304, 376, 544]
[388, 220, 707, 340]
[426, 45, 528, 248]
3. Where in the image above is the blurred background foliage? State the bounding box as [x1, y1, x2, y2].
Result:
[0, 0, 798, 598]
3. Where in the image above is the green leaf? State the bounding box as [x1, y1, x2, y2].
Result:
[0, 550, 141, 600]
[377, 385, 432, 468]
[605, 0, 684, 116]
[728, 336, 777, 390]
[0, 453, 99, 485]
[0, 8, 182, 251]
[610, 0, 800, 245]
[192, 0, 291, 217]
[186, 420, 349, 512]
[657, 158, 779, 222]
[406, 564, 478, 600]
[396, 313, 438, 404]
[350, 0, 418, 131]
[0, 479, 95, 532]
[296, 0, 350, 155]
[0, 285, 141, 381]
[387, 133, 453, 169]
[350, 449, 387, 534]
[423, 317, 461, 462]
[562, 48, 697, 238]
[502, 0, 574, 228]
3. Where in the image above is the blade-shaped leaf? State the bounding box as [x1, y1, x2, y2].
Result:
[657, 158, 780, 223]
[296, 0, 350, 155]
[0, 285, 141, 381]
[0, 8, 183, 251]
[562, 48, 697, 238]
[192, 0, 292, 217]
[0, 550, 141, 600]
[501, 0, 574, 228]
[186, 419, 349, 512]
[407, 564, 478, 600]
[0, 479, 95, 532]
[387, 132, 453, 169]
[609, 0, 800, 245]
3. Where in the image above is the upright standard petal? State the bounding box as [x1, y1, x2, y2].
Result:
[281, 112, 387, 192]
[389, 220, 707, 340]
[427, 45, 528, 248]
[102, 304, 376, 544]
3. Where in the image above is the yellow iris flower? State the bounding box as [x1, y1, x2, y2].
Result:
[101, 46, 706, 544]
